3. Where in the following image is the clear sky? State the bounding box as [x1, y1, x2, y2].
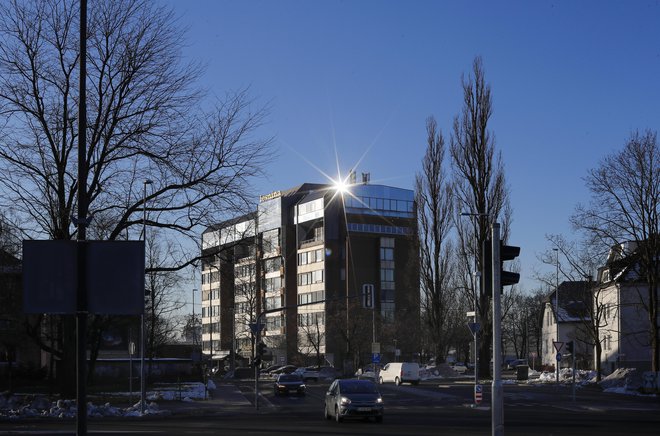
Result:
[161, 0, 660, 293]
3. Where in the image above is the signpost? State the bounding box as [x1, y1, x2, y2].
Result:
[474, 384, 483, 405]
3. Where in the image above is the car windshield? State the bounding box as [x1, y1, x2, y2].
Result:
[340, 381, 378, 393]
[279, 375, 301, 382]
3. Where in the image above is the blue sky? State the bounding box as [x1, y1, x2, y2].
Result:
[162, 0, 660, 293]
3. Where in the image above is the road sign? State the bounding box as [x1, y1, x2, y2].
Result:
[249, 322, 264, 334]
[556, 352, 562, 361]
[372, 342, 380, 353]
[553, 341, 564, 352]
[468, 322, 480, 335]
[474, 384, 483, 404]
[372, 353, 381, 363]
[362, 284, 374, 309]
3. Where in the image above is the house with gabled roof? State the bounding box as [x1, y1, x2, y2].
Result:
[541, 281, 593, 370]
[595, 241, 656, 373]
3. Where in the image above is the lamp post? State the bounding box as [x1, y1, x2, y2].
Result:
[192, 288, 197, 346]
[460, 211, 487, 392]
[140, 179, 152, 414]
[553, 247, 559, 383]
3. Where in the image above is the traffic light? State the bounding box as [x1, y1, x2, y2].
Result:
[565, 341, 574, 355]
[256, 341, 267, 357]
[362, 284, 374, 309]
[482, 240, 521, 297]
[500, 243, 520, 287]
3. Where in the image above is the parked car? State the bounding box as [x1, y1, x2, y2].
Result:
[324, 379, 384, 423]
[270, 365, 297, 375]
[294, 365, 340, 382]
[273, 373, 306, 396]
[506, 359, 528, 370]
[378, 362, 420, 386]
[450, 362, 469, 374]
[356, 363, 381, 380]
[293, 366, 319, 382]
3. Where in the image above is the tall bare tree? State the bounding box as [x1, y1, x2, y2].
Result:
[415, 116, 454, 361]
[450, 57, 510, 378]
[0, 0, 272, 395]
[572, 130, 660, 372]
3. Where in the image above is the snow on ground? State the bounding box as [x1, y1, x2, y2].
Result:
[2, 368, 655, 419]
[0, 381, 213, 420]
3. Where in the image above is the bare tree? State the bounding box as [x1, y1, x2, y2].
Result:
[415, 116, 455, 361]
[0, 0, 273, 395]
[297, 317, 325, 367]
[572, 130, 660, 372]
[450, 56, 510, 378]
[145, 232, 186, 375]
[537, 234, 609, 378]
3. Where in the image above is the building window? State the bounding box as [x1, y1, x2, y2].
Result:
[298, 290, 325, 305]
[263, 257, 282, 274]
[297, 269, 324, 285]
[263, 276, 282, 292]
[298, 311, 325, 326]
[380, 268, 394, 282]
[381, 302, 395, 324]
[265, 296, 283, 310]
[298, 248, 324, 265]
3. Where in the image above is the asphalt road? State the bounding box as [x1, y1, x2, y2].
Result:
[1, 378, 659, 435]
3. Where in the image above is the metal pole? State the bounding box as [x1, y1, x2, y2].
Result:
[474, 272, 480, 389]
[231, 307, 236, 371]
[76, 1, 88, 433]
[491, 223, 503, 436]
[192, 288, 196, 346]
[140, 179, 152, 414]
[552, 248, 561, 383]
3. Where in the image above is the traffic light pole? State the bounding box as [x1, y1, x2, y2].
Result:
[491, 223, 503, 436]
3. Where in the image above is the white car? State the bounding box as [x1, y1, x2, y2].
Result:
[378, 362, 420, 386]
[451, 362, 469, 374]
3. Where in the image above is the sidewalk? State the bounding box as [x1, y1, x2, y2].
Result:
[160, 383, 265, 416]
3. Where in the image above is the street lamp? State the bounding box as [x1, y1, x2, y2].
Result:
[192, 288, 198, 347]
[140, 179, 153, 414]
[460, 211, 487, 390]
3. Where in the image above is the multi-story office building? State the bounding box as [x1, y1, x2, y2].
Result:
[200, 178, 420, 372]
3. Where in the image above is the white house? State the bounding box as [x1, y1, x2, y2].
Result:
[595, 242, 655, 373]
[541, 281, 593, 370]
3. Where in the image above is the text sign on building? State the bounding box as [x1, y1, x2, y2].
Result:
[23, 240, 145, 315]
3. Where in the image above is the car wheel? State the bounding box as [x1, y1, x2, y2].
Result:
[378, 376, 384, 384]
[395, 377, 401, 386]
[375, 416, 383, 423]
[335, 406, 342, 423]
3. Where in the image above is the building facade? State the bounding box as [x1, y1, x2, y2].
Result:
[200, 180, 420, 372]
[595, 242, 656, 373]
[540, 281, 593, 371]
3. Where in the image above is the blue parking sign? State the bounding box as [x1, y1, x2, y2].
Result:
[372, 353, 381, 363]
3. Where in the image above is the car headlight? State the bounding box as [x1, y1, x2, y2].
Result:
[376, 397, 383, 404]
[340, 396, 351, 405]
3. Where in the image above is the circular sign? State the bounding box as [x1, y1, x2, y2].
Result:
[556, 352, 562, 361]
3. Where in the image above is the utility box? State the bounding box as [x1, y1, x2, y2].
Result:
[516, 365, 529, 381]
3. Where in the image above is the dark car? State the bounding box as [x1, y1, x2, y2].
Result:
[324, 379, 384, 423]
[273, 373, 306, 396]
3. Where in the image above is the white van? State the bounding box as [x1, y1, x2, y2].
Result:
[378, 362, 420, 386]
